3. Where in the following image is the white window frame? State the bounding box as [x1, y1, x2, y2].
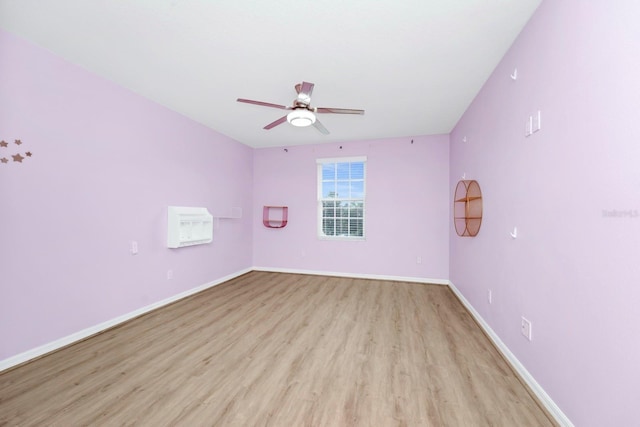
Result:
[316, 156, 367, 240]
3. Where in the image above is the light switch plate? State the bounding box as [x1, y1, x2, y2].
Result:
[533, 110, 541, 132]
[521, 316, 532, 341]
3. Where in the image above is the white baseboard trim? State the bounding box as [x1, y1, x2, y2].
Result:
[0, 267, 253, 373]
[252, 266, 449, 285]
[447, 281, 574, 427]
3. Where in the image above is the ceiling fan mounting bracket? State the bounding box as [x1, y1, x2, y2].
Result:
[296, 95, 311, 105]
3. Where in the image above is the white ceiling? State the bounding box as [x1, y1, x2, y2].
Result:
[0, 0, 541, 148]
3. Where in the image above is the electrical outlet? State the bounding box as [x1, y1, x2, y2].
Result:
[487, 289, 492, 304]
[130, 240, 138, 255]
[521, 317, 532, 341]
[167, 269, 173, 280]
[416, 256, 422, 264]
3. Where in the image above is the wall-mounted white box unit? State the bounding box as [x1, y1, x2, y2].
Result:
[167, 206, 213, 248]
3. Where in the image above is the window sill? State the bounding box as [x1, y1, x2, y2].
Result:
[317, 235, 366, 241]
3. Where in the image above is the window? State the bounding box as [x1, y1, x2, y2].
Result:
[317, 156, 366, 239]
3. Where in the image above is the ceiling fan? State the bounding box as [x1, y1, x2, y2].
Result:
[237, 81, 364, 135]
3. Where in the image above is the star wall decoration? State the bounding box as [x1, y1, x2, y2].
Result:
[0, 137, 33, 166]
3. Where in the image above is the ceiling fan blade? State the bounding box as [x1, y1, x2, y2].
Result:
[237, 98, 289, 110]
[316, 107, 365, 115]
[313, 119, 330, 135]
[264, 115, 288, 130]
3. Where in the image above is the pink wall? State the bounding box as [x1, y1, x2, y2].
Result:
[0, 30, 253, 360]
[6, 2, 632, 422]
[253, 136, 450, 281]
[450, 1, 640, 425]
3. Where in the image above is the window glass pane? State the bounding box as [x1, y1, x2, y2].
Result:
[322, 182, 337, 198]
[336, 201, 349, 217]
[322, 201, 336, 217]
[349, 219, 363, 236]
[336, 219, 349, 235]
[353, 203, 364, 217]
[322, 164, 335, 180]
[322, 218, 335, 236]
[336, 162, 350, 180]
[350, 162, 364, 179]
[336, 181, 350, 199]
[351, 181, 364, 198]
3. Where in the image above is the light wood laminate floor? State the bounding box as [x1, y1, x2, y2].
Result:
[0, 272, 556, 426]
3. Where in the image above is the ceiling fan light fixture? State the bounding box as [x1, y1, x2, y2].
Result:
[287, 109, 316, 127]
